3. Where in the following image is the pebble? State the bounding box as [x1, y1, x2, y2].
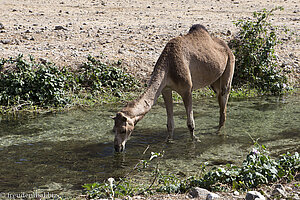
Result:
[0, 22, 4, 29]
[245, 191, 265, 200]
[189, 187, 211, 198]
[54, 25, 68, 30]
[0, 39, 11, 44]
[206, 192, 221, 200]
[189, 187, 222, 199]
[272, 184, 287, 198]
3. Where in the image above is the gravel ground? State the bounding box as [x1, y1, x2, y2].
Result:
[0, 0, 299, 85]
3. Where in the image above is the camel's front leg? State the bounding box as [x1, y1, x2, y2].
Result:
[162, 89, 174, 140]
[182, 91, 196, 140]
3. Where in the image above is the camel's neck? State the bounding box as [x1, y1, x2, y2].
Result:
[122, 63, 167, 122]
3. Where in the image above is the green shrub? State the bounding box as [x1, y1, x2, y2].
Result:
[0, 55, 140, 110]
[76, 55, 139, 97]
[0, 54, 68, 107]
[189, 144, 299, 191]
[229, 7, 290, 95]
[83, 178, 138, 199]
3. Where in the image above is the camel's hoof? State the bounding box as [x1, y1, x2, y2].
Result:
[165, 136, 175, 144]
[191, 135, 201, 143]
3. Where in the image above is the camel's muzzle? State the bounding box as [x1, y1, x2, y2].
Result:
[114, 144, 125, 152]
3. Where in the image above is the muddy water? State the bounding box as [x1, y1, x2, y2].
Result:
[0, 95, 299, 196]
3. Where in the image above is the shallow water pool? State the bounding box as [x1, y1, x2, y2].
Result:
[0, 94, 299, 196]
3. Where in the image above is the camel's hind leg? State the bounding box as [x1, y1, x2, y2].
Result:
[162, 88, 174, 140]
[211, 79, 229, 131]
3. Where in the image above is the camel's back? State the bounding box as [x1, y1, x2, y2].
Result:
[164, 24, 231, 89]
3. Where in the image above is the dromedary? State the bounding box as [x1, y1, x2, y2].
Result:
[113, 24, 235, 152]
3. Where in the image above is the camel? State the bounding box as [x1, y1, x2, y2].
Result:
[113, 24, 235, 152]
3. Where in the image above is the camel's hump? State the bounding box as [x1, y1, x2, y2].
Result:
[188, 24, 208, 34]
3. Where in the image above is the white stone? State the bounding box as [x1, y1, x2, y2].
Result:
[245, 191, 265, 200]
[189, 187, 210, 198]
[206, 192, 221, 200]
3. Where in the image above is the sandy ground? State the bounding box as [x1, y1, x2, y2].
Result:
[0, 0, 299, 84]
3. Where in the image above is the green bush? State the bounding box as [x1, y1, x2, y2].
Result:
[229, 7, 290, 95]
[0, 55, 140, 110]
[0, 55, 68, 107]
[189, 144, 299, 191]
[76, 55, 139, 97]
[83, 178, 138, 199]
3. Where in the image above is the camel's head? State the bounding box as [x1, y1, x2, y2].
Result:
[112, 112, 135, 152]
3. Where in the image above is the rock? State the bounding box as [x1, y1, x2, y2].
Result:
[272, 184, 286, 198]
[189, 187, 221, 199]
[293, 194, 300, 200]
[272, 188, 286, 197]
[0, 39, 11, 44]
[245, 191, 265, 200]
[133, 196, 145, 199]
[0, 22, 4, 29]
[189, 187, 211, 198]
[54, 25, 67, 30]
[206, 192, 221, 200]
